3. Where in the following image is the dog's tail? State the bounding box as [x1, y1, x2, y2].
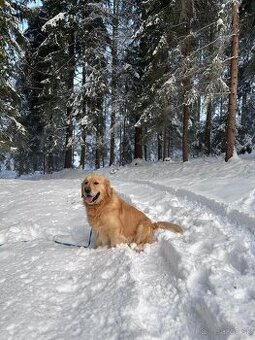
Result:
[153, 221, 183, 234]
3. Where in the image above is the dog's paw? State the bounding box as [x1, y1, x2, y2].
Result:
[130, 242, 144, 252]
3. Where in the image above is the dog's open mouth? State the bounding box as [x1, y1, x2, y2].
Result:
[84, 192, 100, 204]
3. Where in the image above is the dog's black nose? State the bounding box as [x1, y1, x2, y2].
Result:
[85, 187, 91, 194]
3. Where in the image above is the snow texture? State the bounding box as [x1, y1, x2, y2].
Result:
[1, 155, 255, 339]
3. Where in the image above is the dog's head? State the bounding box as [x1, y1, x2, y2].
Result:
[81, 174, 112, 206]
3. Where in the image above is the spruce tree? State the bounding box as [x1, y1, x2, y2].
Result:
[0, 0, 25, 168]
[75, 0, 109, 169]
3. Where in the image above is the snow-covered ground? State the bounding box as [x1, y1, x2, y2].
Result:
[1, 155, 255, 340]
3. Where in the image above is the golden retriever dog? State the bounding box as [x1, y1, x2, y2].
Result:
[81, 174, 183, 249]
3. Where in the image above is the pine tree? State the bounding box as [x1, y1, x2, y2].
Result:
[1, 0, 255, 173]
[18, 3, 67, 173]
[18, 6, 47, 173]
[75, 0, 109, 169]
[0, 0, 25, 167]
[42, 0, 77, 170]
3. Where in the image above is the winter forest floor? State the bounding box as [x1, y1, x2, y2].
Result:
[1, 154, 255, 340]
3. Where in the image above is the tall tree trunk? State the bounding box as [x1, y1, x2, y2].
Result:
[163, 126, 167, 160]
[64, 116, 73, 168]
[134, 125, 143, 159]
[204, 28, 214, 157]
[95, 148, 100, 169]
[94, 106, 105, 169]
[79, 129, 86, 169]
[204, 99, 212, 156]
[95, 118, 101, 169]
[180, 1, 193, 162]
[46, 139, 54, 173]
[144, 144, 148, 161]
[109, 0, 119, 166]
[182, 99, 190, 162]
[225, 0, 240, 162]
[79, 66, 87, 170]
[64, 33, 75, 169]
[120, 115, 128, 165]
[157, 132, 162, 160]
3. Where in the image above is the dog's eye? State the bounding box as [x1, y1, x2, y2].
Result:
[84, 181, 88, 185]
[94, 182, 99, 185]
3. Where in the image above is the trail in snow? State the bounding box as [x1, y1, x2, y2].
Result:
[114, 180, 255, 339]
[1, 158, 255, 339]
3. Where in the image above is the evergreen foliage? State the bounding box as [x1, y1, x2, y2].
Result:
[0, 0, 26, 168]
[0, 0, 254, 174]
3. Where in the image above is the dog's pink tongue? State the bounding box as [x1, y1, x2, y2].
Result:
[84, 195, 93, 203]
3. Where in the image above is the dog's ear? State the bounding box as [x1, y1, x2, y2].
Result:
[105, 179, 113, 197]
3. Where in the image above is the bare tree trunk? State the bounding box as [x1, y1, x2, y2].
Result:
[157, 132, 162, 160]
[95, 147, 100, 169]
[204, 99, 212, 156]
[79, 66, 86, 169]
[204, 27, 214, 157]
[120, 116, 127, 165]
[134, 126, 143, 159]
[180, 1, 193, 162]
[168, 130, 171, 158]
[144, 144, 148, 161]
[163, 126, 167, 160]
[182, 99, 190, 162]
[95, 118, 101, 169]
[225, 0, 240, 162]
[79, 129, 86, 169]
[64, 115, 73, 169]
[109, 0, 119, 166]
[95, 112, 104, 169]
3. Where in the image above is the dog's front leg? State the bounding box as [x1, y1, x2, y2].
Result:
[109, 229, 122, 247]
[95, 231, 109, 248]
[96, 235, 103, 248]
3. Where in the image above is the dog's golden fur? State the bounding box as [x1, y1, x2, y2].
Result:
[81, 174, 182, 248]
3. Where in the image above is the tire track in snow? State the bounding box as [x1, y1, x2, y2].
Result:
[130, 179, 255, 235]
[114, 180, 255, 339]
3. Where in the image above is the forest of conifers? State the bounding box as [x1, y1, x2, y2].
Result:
[0, 0, 254, 174]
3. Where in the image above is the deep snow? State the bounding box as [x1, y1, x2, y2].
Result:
[1, 155, 255, 340]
